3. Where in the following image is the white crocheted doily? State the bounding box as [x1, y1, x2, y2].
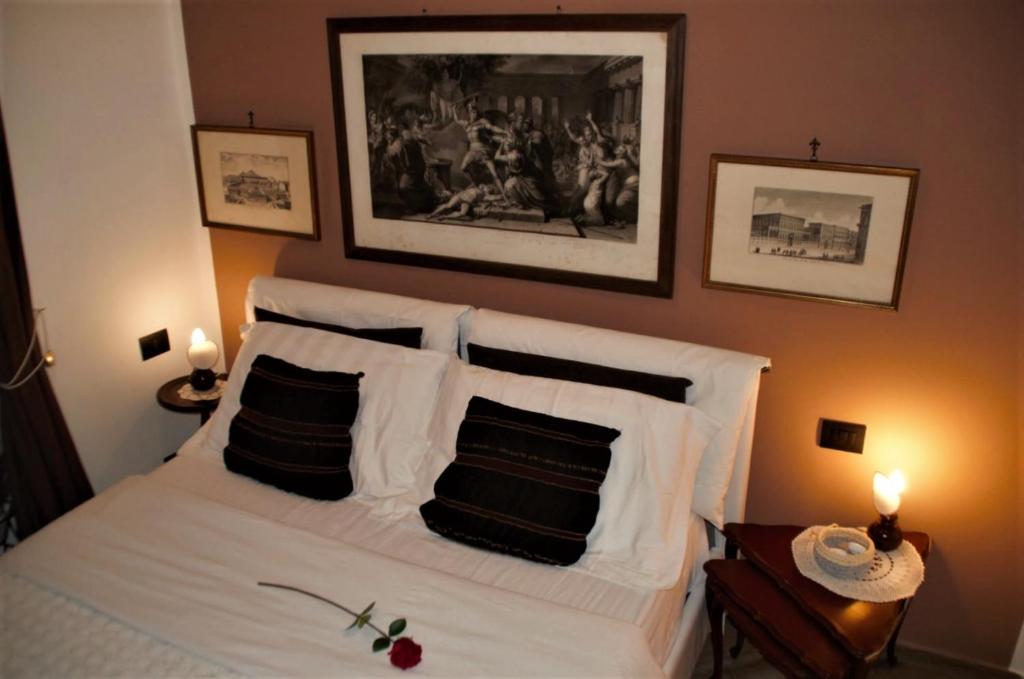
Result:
[791, 525, 924, 602]
[177, 379, 226, 402]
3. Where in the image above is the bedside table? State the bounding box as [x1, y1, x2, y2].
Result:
[156, 374, 225, 426]
[704, 523, 930, 679]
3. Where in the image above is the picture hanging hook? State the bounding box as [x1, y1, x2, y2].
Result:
[421, 8, 427, 14]
[809, 137, 821, 162]
[248, 111, 255, 128]
[556, 5, 563, 14]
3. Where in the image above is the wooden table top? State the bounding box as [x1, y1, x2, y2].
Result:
[156, 374, 225, 413]
[706, 559, 852, 678]
[722, 523, 930, 662]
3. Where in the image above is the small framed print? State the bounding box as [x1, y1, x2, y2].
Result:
[191, 125, 320, 240]
[703, 154, 919, 309]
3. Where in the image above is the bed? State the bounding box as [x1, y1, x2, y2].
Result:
[0, 276, 770, 678]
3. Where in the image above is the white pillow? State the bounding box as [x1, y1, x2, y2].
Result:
[464, 309, 769, 528]
[396, 361, 720, 589]
[203, 322, 451, 499]
[246, 275, 472, 353]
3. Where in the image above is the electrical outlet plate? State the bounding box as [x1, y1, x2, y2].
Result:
[818, 418, 866, 454]
[139, 329, 170, 361]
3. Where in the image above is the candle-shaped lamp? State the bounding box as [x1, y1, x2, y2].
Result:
[187, 327, 219, 391]
[868, 470, 906, 551]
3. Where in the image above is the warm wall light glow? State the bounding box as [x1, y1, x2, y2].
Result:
[191, 327, 207, 346]
[873, 470, 906, 516]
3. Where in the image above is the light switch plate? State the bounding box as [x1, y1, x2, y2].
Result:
[818, 418, 866, 454]
[139, 329, 170, 361]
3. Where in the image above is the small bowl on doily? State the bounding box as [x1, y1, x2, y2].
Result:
[812, 525, 876, 579]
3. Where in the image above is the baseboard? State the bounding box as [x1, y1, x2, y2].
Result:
[897, 640, 1018, 677]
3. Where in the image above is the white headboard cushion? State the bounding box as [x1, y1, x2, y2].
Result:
[464, 308, 771, 529]
[245, 276, 472, 354]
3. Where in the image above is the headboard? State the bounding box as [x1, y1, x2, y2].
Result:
[242, 277, 770, 529]
[244, 276, 471, 354]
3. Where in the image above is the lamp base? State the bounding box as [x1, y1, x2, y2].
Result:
[189, 368, 216, 392]
[868, 513, 903, 551]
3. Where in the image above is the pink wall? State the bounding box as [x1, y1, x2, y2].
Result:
[181, 0, 1024, 667]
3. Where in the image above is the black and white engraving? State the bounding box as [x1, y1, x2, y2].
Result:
[221, 152, 292, 210]
[362, 54, 644, 243]
[749, 187, 873, 264]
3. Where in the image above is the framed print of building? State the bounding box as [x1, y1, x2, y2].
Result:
[703, 155, 919, 310]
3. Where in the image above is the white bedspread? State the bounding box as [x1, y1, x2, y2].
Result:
[0, 571, 237, 678]
[1, 474, 665, 677]
[158, 443, 707, 664]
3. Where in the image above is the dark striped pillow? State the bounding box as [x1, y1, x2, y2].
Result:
[466, 343, 692, 403]
[419, 396, 620, 566]
[254, 306, 422, 349]
[224, 354, 363, 500]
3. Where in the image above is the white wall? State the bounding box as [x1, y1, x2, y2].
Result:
[2, 0, 222, 492]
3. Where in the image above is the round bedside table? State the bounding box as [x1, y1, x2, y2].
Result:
[156, 374, 226, 425]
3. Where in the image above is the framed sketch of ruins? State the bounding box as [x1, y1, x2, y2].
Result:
[703, 154, 919, 309]
[191, 125, 320, 240]
[326, 15, 685, 296]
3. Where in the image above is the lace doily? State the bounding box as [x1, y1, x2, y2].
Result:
[177, 379, 227, 402]
[791, 525, 924, 602]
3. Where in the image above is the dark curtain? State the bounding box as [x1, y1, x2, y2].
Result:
[0, 107, 93, 544]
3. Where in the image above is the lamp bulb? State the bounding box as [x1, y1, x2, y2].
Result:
[889, 469, 907, 495]
[186, 327, 218, 371]
[872, 470, 906, 517]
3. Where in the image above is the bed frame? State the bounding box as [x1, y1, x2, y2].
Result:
[246, 276, 770, 678]
[1, 275, 770, 678]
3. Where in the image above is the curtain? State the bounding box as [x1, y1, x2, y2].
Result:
[0, 107, 93, 548]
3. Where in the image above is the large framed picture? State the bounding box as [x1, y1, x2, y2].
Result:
[326, 14, 685, 297]
[191, 125, 320, 240]
[703, 155, 919, 309]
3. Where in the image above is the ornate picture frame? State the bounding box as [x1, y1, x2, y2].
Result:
[191, 125, 321, 240]
[703, 154, 919, 309]
[326, 14, 685, 297]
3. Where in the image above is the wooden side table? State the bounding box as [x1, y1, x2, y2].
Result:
[704, 523, 930, 679]
[156, 374, 225, 425]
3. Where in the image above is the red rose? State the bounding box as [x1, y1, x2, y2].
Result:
[388, 637, 422, 670]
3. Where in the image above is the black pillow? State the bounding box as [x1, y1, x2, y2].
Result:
[254, 306, 422, 349]
[224, 354, 363, 500]
[419, 396, 620, 566]
[467, 343, 692, 403]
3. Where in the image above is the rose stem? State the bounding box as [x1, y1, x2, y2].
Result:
[257, 581, 389, 637]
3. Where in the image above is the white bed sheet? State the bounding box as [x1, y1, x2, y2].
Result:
[2, 475, 664, 677]
[163, 429, 708, 665]
[1, 571, 238, 678]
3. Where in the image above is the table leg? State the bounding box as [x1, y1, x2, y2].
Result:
[706, 584, 725, 679]
[886, 617, 906, 666]
[729, 623, 746, 659]
[722, 536, 743, 662]
[884, 596, 918, 667]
